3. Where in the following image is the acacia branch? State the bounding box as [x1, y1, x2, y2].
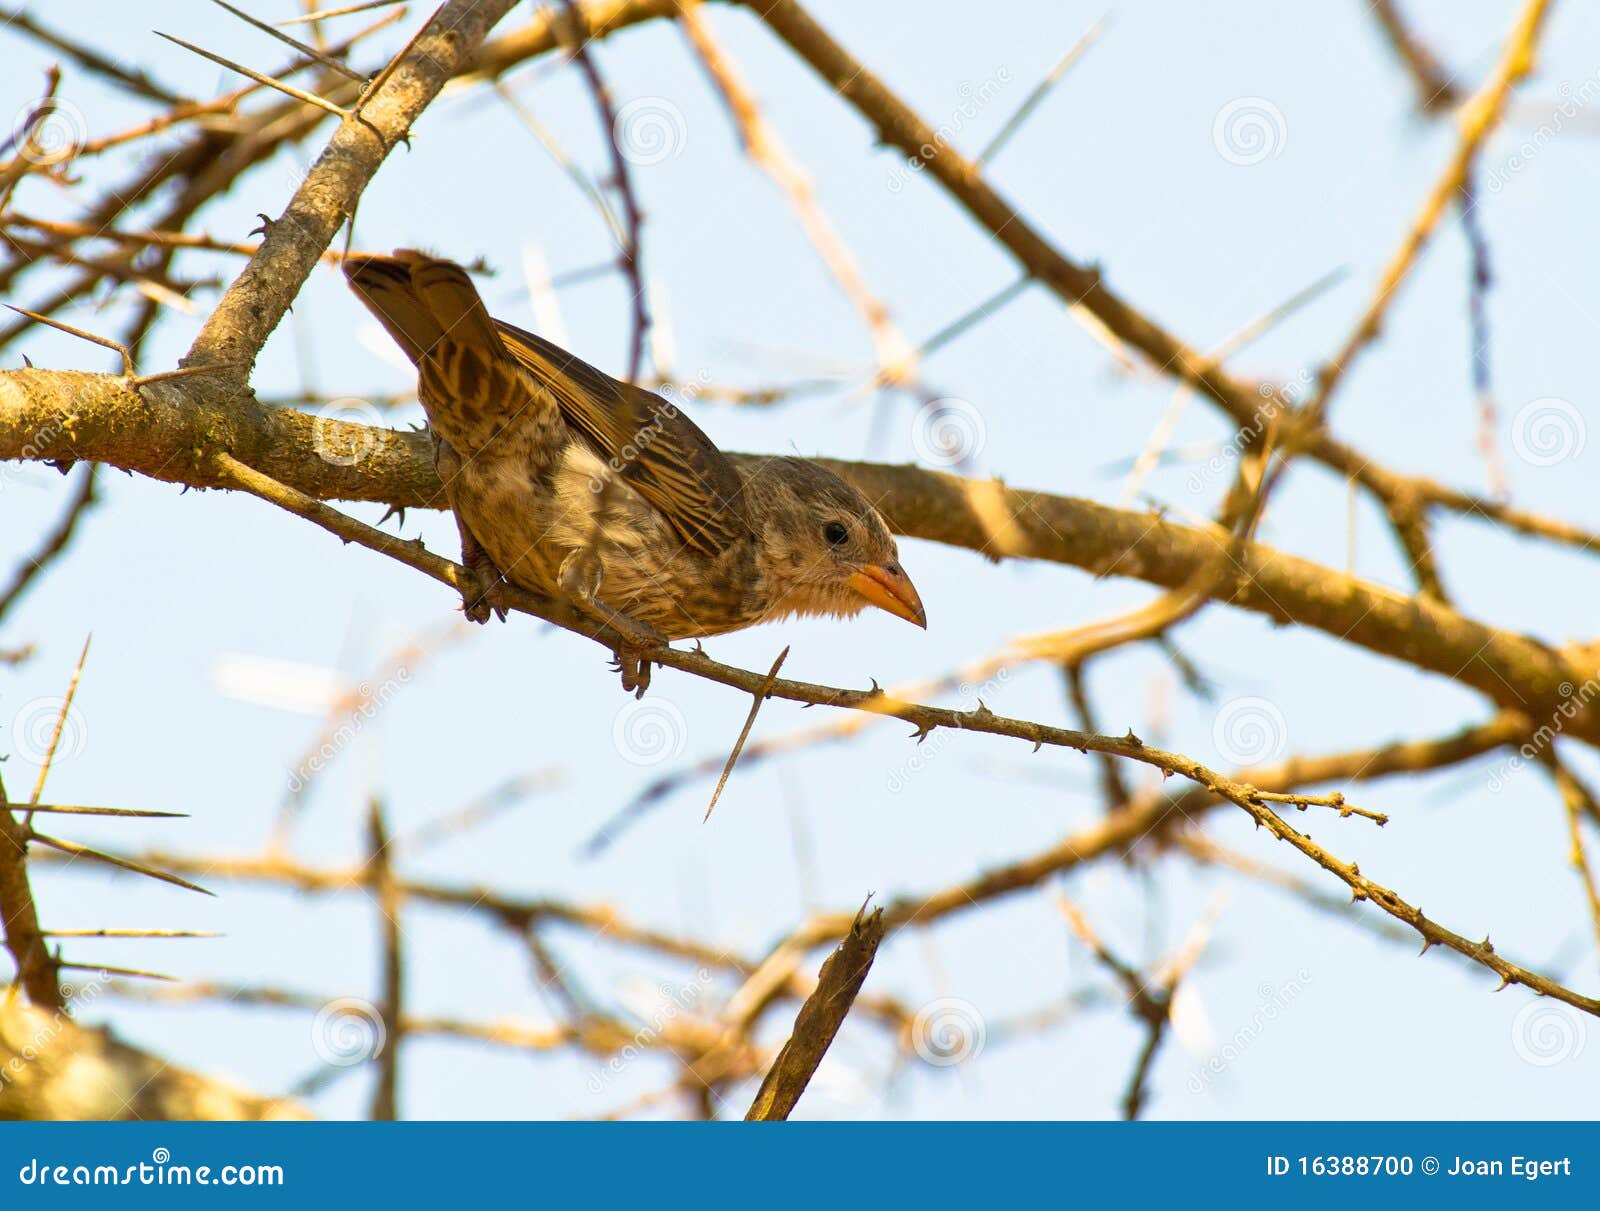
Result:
[0, 369, 1592, 742]
[0, 775, 60, 1009]
[732, 0, 1591, 565]
[1368, 0, 1461, 113]
[155, 454, 1600, 1017]
[182, 0, 520, 371]
[1311, 0, 1552, 418]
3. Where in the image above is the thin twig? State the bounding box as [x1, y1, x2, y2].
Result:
[555, 0, 650, 383]
[705, 646, 789, 822]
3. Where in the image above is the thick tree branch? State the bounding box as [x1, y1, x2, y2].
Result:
[183, 0, 519, 371]
[0, 366, 1591, 743]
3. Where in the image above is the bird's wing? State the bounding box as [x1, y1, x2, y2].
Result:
[492, 319, 749, 556]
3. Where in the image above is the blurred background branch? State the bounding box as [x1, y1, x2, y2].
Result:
[2, 0, 1596, 1119]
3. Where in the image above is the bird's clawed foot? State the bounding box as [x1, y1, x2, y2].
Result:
[456, 521, 510, 625]
[605, 613, 667, 698]
[462, 567, 510, 625]
[558, 547, 666, 696]
[610, 643, 654, 698]
[592, 609, 665, 698]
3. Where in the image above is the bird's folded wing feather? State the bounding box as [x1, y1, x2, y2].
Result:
[493, 319, 749, 557]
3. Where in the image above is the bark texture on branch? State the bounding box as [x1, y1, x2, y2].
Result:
[745, 904, 885, 1120]
[183, 0, 520, 371]
[0, 365, 1590, 743]
[0, 1001, 309, 1121]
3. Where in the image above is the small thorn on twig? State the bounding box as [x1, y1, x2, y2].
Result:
[134, 362, 246, 387]
[207, 0, 367, 83]
[2, 305, 135, 376]
[29, 833, 214, 896]
[703, 646, 788, 824]
[155, 32, 353, 117]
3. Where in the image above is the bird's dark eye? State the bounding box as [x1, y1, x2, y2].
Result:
[823, 521, 849, 547]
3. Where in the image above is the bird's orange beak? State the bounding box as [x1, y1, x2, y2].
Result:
[847, 563, 926, 629]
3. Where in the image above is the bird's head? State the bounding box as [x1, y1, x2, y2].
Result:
[744, 457, 926, 629]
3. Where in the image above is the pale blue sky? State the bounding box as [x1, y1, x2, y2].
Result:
[4, 1, 1599, 1118]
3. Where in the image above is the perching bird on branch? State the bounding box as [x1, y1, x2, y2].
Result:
[344, 250, 925, 695]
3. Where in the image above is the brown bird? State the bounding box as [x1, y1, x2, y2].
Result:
[344, 250, 925, 694]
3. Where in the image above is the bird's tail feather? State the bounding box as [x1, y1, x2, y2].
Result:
[407, 253, 503, 352]
[343, 250, 503, 363]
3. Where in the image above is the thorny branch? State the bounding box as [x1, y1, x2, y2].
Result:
[0, 0, 1594, 1120]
